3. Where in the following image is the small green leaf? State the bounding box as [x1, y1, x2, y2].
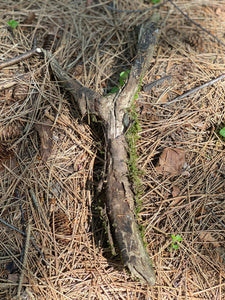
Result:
[172, 244, 179, 250]
[119, 70, 130, 86]
[7, 20, 19, 29]
[151, 0, 161, 4]
[120, 70, 130, 80]
[176, 235, 183, 242]
[219, 127, 225, 137]
[171, 234, 176, 241]
[171, 234, 183, 242]
[119, 78, 125, 86]
[109, 86, 119, 94]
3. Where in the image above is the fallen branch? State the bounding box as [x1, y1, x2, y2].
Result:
[164, 73, 225, 105]
[0, 47, 41, 70]
[43, 14, 161, 285]
[143, 74, 172, 92]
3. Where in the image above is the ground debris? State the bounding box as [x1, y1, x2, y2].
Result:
[0, 0, 225, 299]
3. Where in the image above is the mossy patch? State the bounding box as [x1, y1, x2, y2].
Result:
[126, 103, 144, 214]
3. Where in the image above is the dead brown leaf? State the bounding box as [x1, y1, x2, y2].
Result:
[21, 12, 36, 26]
[156, 148, 186, 175]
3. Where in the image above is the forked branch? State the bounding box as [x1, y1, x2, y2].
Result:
[44, 14, 161, 285]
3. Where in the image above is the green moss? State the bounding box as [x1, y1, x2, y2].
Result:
[126, 103, 143, 214]
[124, 75, 149, 246]
[138, 223, 148, 248]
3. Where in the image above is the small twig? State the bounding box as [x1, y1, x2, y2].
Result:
[29, 189, 39, 210]
[164, 73, 225, 105]
[17, 222, 31, 299]
[0, 217, 26, 236]
[168, 0, 225, 47]
[0, 47, 42, 70]
[106, 0, 168, 13]
[143, 75, 172, 92]
[0, 79, 18, 91]
[0, 217, 45, 259]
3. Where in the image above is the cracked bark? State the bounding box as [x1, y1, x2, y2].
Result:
[44, 14, 161, 285]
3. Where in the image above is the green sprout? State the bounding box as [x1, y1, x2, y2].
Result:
[170, 234, 183, 250]
[151, 0, 161, 4]
[7, 20, 19, 29]
[219, 127, 225, 138]
[119, 70, 130, 86]
[108, 70, 142, 99]
[109, 70, 130, 94]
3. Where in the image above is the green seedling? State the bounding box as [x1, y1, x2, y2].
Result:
[7, 20, 19, 29]
[109, 70, 130, 94]
[119, 70, 130, 86]
[219, 127, 225, 138]
[109, 86, 120, 93]
[206, 154, 212, 160]
[170, 234, 183, 250]
[151, 0, 161, 4]
[126, 102, 144, 215]
[108, 69, 142, 100]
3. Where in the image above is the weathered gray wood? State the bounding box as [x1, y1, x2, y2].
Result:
[44, 14, 161, 285]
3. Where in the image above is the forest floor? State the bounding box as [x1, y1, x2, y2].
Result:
[0, 0, 225, 299]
